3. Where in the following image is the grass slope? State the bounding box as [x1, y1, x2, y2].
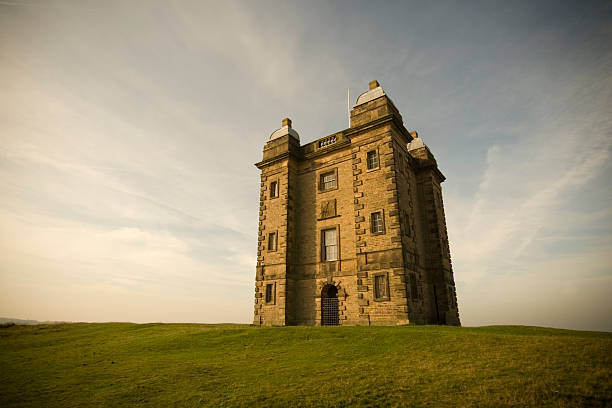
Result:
[1, 323, 610, 407]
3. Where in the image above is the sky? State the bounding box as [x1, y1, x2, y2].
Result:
[1, 0, 611, 331]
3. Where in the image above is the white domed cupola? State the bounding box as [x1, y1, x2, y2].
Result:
[354, 80, 387, 107]
[269, 118, 300, 141]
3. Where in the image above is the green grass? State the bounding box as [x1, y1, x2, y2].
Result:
[1, 324, 610, 407]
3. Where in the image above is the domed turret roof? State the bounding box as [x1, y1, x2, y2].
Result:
[354, 80, 392, 107]
[269, 118, 300, 141]
[407, 137, 425, 151]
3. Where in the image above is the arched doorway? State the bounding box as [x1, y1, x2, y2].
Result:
[321, 284, 339, 326]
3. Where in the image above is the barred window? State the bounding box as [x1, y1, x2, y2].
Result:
[374, 274, 389, 300]
[367, 150, 379, 170]
[321, 228, 338, 261]
[371, 211, 384, 234]
[319, 171, 336, 191]
[270, 181, 279, 198]
[265, 283, 274, 303]
[268, 232, 277, 251]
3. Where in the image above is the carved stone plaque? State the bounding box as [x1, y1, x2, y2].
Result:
[320, 198, 336, 219]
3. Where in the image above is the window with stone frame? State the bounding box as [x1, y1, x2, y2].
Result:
[265, 283, 275, 304]
[404, 210, 411, 236]
[319, 170, 337, 191]
[270, 181, 279, 199]
[409, 273, 418, 299]
[366, 150, 379, 170]
[268, 232, 277, 251]
[397, 153, 404, 173]
[321, 227, 338, 261]
[370, 211, 385, 234]
[373, 273, 389, 301]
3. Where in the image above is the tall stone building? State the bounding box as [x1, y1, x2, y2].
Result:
[253, 81, 460, 326]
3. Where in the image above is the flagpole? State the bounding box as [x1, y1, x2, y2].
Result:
[347, 88, 350, 128]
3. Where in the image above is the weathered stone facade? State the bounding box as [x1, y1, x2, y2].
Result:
[253, 81, 460, 326]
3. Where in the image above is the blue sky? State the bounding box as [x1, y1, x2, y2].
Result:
[1, 0, 611, 330]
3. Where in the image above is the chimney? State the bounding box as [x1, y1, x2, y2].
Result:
[282, 118, 292, 128]
[369, 80, 380, 90]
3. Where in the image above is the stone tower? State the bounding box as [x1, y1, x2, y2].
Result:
[253, 81, 460, 326]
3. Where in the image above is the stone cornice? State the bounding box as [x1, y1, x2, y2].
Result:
[415, 162, 446, 183]
[255, 112, 414, 168]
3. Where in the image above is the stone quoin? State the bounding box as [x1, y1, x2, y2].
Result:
[253, 80, 460, 326]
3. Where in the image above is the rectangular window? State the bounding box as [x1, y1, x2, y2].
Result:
[409, 274, 418, 299]
[265, 283, 274, 303]
[367, 150, 379, 170]
[404, 211, 411, 236]
[321, 228, 338, 261]
[374, 274, 389, 300]
[319, 170, 336, 191]
[371, 211, 384, 234]
[268, 232, 277, 251]
[270, 181, 278, 198]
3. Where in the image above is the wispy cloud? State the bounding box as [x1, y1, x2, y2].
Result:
[446, 31, 612, 329]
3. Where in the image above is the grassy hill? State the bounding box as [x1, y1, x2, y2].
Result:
[1, 323, 610, 407]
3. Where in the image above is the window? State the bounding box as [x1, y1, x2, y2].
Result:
[367, 150, 379, 170]
[374, 273, 389, 301]
[321, 228, 338, 261]
[319, 170, 336, 191]
[268, 232, 277, 251]
[404, 211, 411, 236]
[409, 274, 418, 299]
[265, 283, 275, 304]
[270, 181, 279, 199]
[371, 211, 384, 234]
